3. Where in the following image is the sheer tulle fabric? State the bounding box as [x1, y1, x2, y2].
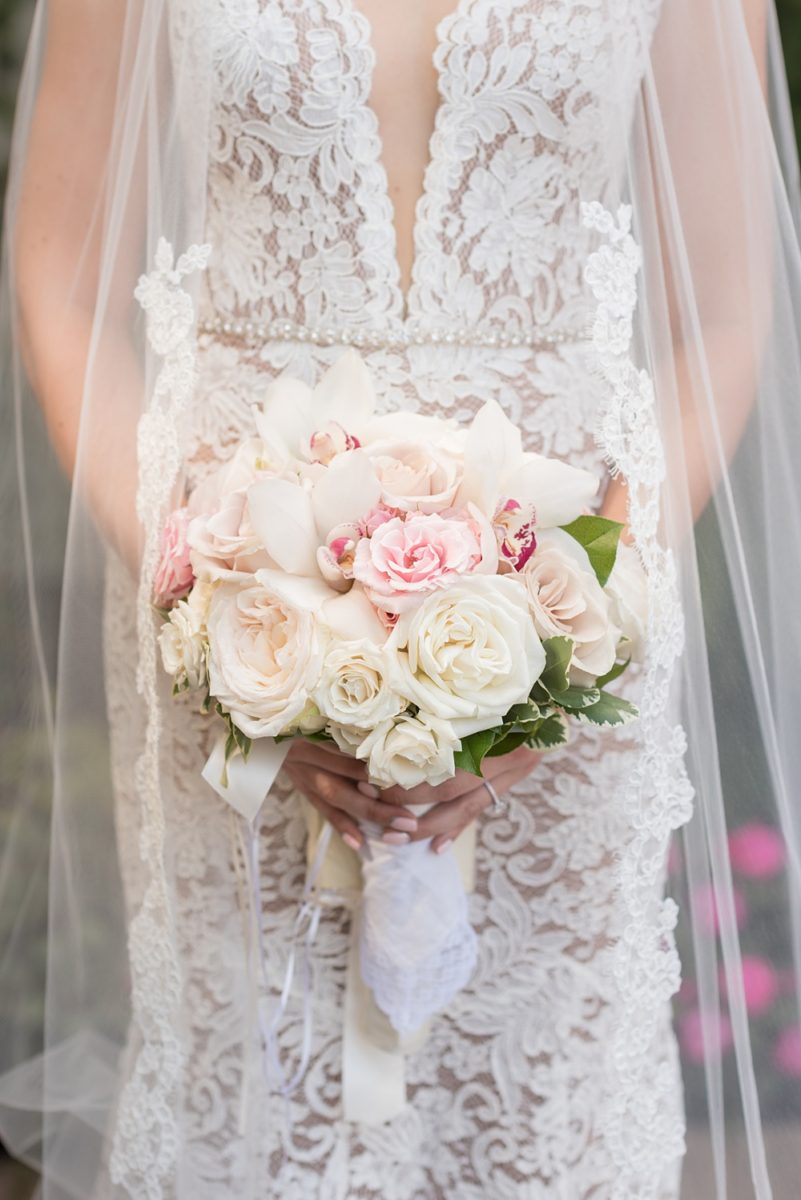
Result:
[0, 1, 799, 1197]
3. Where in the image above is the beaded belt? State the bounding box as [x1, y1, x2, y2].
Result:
[197, 313, 590, 353]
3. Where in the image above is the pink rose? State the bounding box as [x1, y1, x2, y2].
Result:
[154, 509, 194, 607]
[728, 824, 785, 879]
[679, 1008, 733, 1064]
[774, 1027, 801, 1078]
[719, 956, 778, 1016]
[693, 883, 747, 936]
[352, 512, 484, 614]
[360, 504, 399, 536]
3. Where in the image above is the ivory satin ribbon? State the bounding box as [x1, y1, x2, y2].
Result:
[204, 736, 477, 1123]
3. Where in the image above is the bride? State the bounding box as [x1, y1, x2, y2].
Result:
[1, 1, 801, 1197]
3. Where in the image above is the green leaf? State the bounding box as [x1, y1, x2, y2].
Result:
[560, 515, 623, 587]
[555, 686, 601, 711]
[575, 690, 639, 727]
[594, 657, 631, 690]
[454, 727, 498, 776]
[484, 730, 533, 758]
[539, 636, 574, 696]
[528, 714, 569, 749]
[504, 701, 543, 725]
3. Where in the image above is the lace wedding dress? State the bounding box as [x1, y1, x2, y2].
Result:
[103, 1, 685, 1196]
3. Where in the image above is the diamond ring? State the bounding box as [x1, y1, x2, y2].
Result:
[483, 780, 507, 815]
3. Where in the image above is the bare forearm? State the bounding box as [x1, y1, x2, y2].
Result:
[22, 305, 144, 569]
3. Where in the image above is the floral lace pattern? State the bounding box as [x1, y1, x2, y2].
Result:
[105, 2, 693, 1197]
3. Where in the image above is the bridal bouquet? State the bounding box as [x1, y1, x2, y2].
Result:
[155, 350, 645, 1033]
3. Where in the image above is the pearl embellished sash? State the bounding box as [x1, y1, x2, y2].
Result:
[198, 313, 590, 353]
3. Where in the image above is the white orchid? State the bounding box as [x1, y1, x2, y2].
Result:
[454, 398, 600, 532]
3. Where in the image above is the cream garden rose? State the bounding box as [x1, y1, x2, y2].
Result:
[356, 711, 460, 790]
[364, 439, 462, 513]
[605, 541, 648, 663]
[520, 528, 620, 685]
[206, 571, 328, 738]
[312, 639, 409, 728]
[158, 582, 213, 691]
[389, 574, 545, 730]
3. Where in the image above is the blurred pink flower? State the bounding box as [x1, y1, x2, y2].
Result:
[693, 883, 747, 936]
[777, 968, 799, 998]
[154, 508, 194, 608]
[774, 1027, 801, 1078]
[679, 1008, 733, 1064]
[719, 956, 778, 1016]
[728, 824, 785, 879]
[667, 839, 681, 877]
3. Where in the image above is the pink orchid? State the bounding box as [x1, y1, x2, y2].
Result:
[307, 420, 361, 465]
[493, 497, 537, 571]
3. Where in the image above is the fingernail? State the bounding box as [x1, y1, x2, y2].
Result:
[342, 833, 362, 852]
[357, 782, 381, 799]
[390, 817, 418, 833]
[382, 831, 410, 846]
[434, 839, 452, 856]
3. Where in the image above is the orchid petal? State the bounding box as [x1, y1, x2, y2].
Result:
[456, 400, 522, 513]
[505, 456, 599, 529]
[256, 377, 314, 459]
[247, 478, 320, 577]
[313, 348, 376, 430]
[254, 567, 335, 611]
[322, 586, 388, 644]
[311, 449, 381, 536]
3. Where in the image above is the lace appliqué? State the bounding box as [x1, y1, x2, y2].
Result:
[109, 239, 211, 1199]
[582, 201, 695, 1199]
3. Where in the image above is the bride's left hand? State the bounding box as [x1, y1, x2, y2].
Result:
[360, 744, 541, 854]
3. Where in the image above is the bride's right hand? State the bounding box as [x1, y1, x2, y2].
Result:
[283, 741, 420, 851]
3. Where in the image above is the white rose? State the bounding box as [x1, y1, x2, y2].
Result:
[313, 640, 409, 727]
[329, 722, 372, 756]
[159, 583, 213, 691]
[206, 571, 328, 738]
[520, 528, 619, 685]
[605, 541, 648, 663]
[389, 575, 545, 732]
[282, 698, 328, 736]
[357, 711, 459, 789]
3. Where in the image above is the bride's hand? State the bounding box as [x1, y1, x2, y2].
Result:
[283, 740, 422, 852]
[284, 740, 540, 855]
[358, 744, 541, 855]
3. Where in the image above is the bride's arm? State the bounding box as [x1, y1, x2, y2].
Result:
[14, 0, 145, 568]
[602, 0, 771, 535]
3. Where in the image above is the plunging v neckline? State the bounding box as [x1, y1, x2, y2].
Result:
[342, 0, 472, 322]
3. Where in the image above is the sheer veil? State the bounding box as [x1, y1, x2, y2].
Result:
[0, 1, 800, 1196]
